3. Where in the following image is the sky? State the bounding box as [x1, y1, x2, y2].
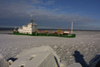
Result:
[0, 0, 100, 30]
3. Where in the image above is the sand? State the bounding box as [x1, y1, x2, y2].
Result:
[0, 31, 100, 66]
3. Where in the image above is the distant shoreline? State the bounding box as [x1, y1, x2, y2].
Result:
[0, 27, 100, 31]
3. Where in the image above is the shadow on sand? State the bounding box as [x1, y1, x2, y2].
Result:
[73, 50, 89, 67]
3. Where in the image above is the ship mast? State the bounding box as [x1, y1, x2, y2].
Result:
[71, 21, 73, 34]
[31, 14, 33, 23]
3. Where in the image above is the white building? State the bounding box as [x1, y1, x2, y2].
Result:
[18, 19, 38, 34]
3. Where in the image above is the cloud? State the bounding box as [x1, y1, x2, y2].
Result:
[0, 0, 100, 30]
[31, 0, 41, 4]
[44, 0, 55, 5]
[30, 0, 55, 5]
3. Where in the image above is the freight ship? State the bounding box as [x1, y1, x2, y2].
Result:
[13, 17, 76, 38]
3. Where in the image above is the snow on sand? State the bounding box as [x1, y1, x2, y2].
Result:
[0, 31, 100, 66]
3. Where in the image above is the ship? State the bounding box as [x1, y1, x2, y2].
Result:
[13, 17, 76, 38]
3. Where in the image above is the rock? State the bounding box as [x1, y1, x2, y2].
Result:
[9, 46, 61, 67]
[8, 60, 13, 65]
[0, 54, 9, 67]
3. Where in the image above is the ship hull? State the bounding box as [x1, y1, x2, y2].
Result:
[13, 32, 76, 38]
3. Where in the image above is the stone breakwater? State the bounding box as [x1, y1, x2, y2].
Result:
[0, 31, 100, 66]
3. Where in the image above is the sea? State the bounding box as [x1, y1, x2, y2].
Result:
[0, 27, 100, 31]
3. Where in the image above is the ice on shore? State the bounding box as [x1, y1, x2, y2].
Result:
[0, 31, 100, 66]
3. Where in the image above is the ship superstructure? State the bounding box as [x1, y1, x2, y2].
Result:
[17, 18, 38, 34]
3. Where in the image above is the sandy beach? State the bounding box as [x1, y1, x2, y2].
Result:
[0, 31, 100, 66]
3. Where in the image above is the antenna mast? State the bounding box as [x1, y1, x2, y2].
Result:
[31, 14, 33, 23]
[71, 21, 73, 34]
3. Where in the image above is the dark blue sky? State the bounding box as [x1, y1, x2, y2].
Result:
[0, 0, 100, 30]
